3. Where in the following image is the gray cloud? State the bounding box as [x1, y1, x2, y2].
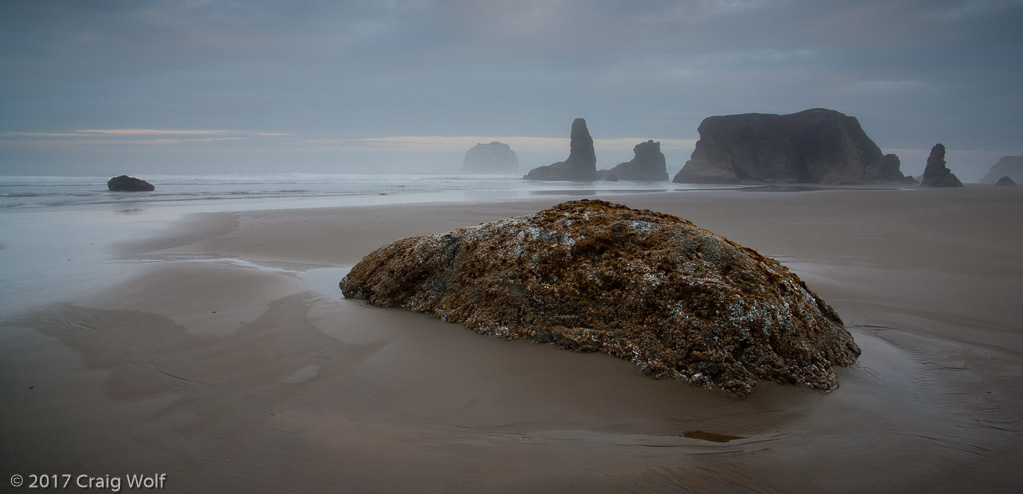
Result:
[1, 0, 1021, 178]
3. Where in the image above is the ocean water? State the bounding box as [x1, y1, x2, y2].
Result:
[0, 173, 727, 317]
[0, 173, 710, 212]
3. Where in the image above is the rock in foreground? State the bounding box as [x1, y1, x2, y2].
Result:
[341, 200, 860, 396]
[673, 108, 912, 184]
[107, 175, 155, 192]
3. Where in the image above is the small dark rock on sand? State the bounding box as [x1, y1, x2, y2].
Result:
[107, 175, 155, 192]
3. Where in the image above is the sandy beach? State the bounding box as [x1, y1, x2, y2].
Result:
[2, 186, 1022, 492]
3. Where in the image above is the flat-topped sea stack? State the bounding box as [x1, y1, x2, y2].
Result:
[920, 143, 964, 187]
[462, 141, 519, 174]
[980, 156, 1023, 184]
[341, 199, 860, 396]
[524, 118, 599, 181]
[603, 140, 669, 181]
[107, 175, 155, 192]
[673, 108, 912, 184]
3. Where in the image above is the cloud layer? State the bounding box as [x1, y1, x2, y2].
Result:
[1, 0, 1021, 178]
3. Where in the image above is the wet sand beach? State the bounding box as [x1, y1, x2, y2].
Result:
[2, 186, 1022, 492]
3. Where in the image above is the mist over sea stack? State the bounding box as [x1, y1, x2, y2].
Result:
[340, 199, 860, 396]
[920, 143, 964, 187]
[601, 140, 669, 181]
[462, 142, 519, 174]
[980, 156, 1023, 184]
[673, 108, 913, 184]
[524, 118, 599, 181]
[107, 175, 155, 192]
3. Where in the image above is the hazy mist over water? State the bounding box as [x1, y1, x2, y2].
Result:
[0, 174, 737, 315]
[0, 173, 719, 212]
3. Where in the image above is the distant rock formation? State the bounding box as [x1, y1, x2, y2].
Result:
[994, 176, 1017, 187]
[602, 140, 669, 181]
[462, 142, 519, 174]
[920, 143, 964, 187]
[107, 175, 155, 192]
[980, 156, 1023, 184]
[340, 199, 860, 396]
[524, 118, 598, 181]
[672, 108, 913, 184]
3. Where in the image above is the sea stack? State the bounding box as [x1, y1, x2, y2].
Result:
[524, 118, 598, 181]
[920, 143, 964, 187]
[341, 199, 860, 396]
[980, 156, 1023, 184]
[107, 175, 155, 192]
[602, 140, 669, 181]
[673, 108, 912, 184]
[462, 142, 519, 174]
[994, 176, 1017, 187]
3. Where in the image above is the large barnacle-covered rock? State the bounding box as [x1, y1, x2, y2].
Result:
[340, 200, 860, 396]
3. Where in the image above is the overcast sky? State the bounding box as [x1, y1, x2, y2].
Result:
[1, 0, 1021, 180]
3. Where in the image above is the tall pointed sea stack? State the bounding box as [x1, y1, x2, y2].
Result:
[920, 143, 964, 187]
[524, 118, 598, 181]
[341, 200, 860, 396]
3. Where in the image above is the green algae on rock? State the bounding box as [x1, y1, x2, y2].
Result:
[340, 200, 860, 396]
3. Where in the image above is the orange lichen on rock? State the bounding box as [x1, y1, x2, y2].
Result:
[340, 199, 860, 396]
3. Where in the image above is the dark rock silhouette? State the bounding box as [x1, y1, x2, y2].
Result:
[980, 156, 1023, 184]
[340, 199, 860, 396]
[603, 140, 669, 181]
[994, 176, 1017, 187]
[107, 175, 155, 192]
[524, 118, 598, 181]
[673, 108, 913, 184]
[920, 143, 964, 187]
[462, 142, 519, 174]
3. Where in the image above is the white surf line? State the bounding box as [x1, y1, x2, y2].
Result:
[126, 255, 352, 297]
